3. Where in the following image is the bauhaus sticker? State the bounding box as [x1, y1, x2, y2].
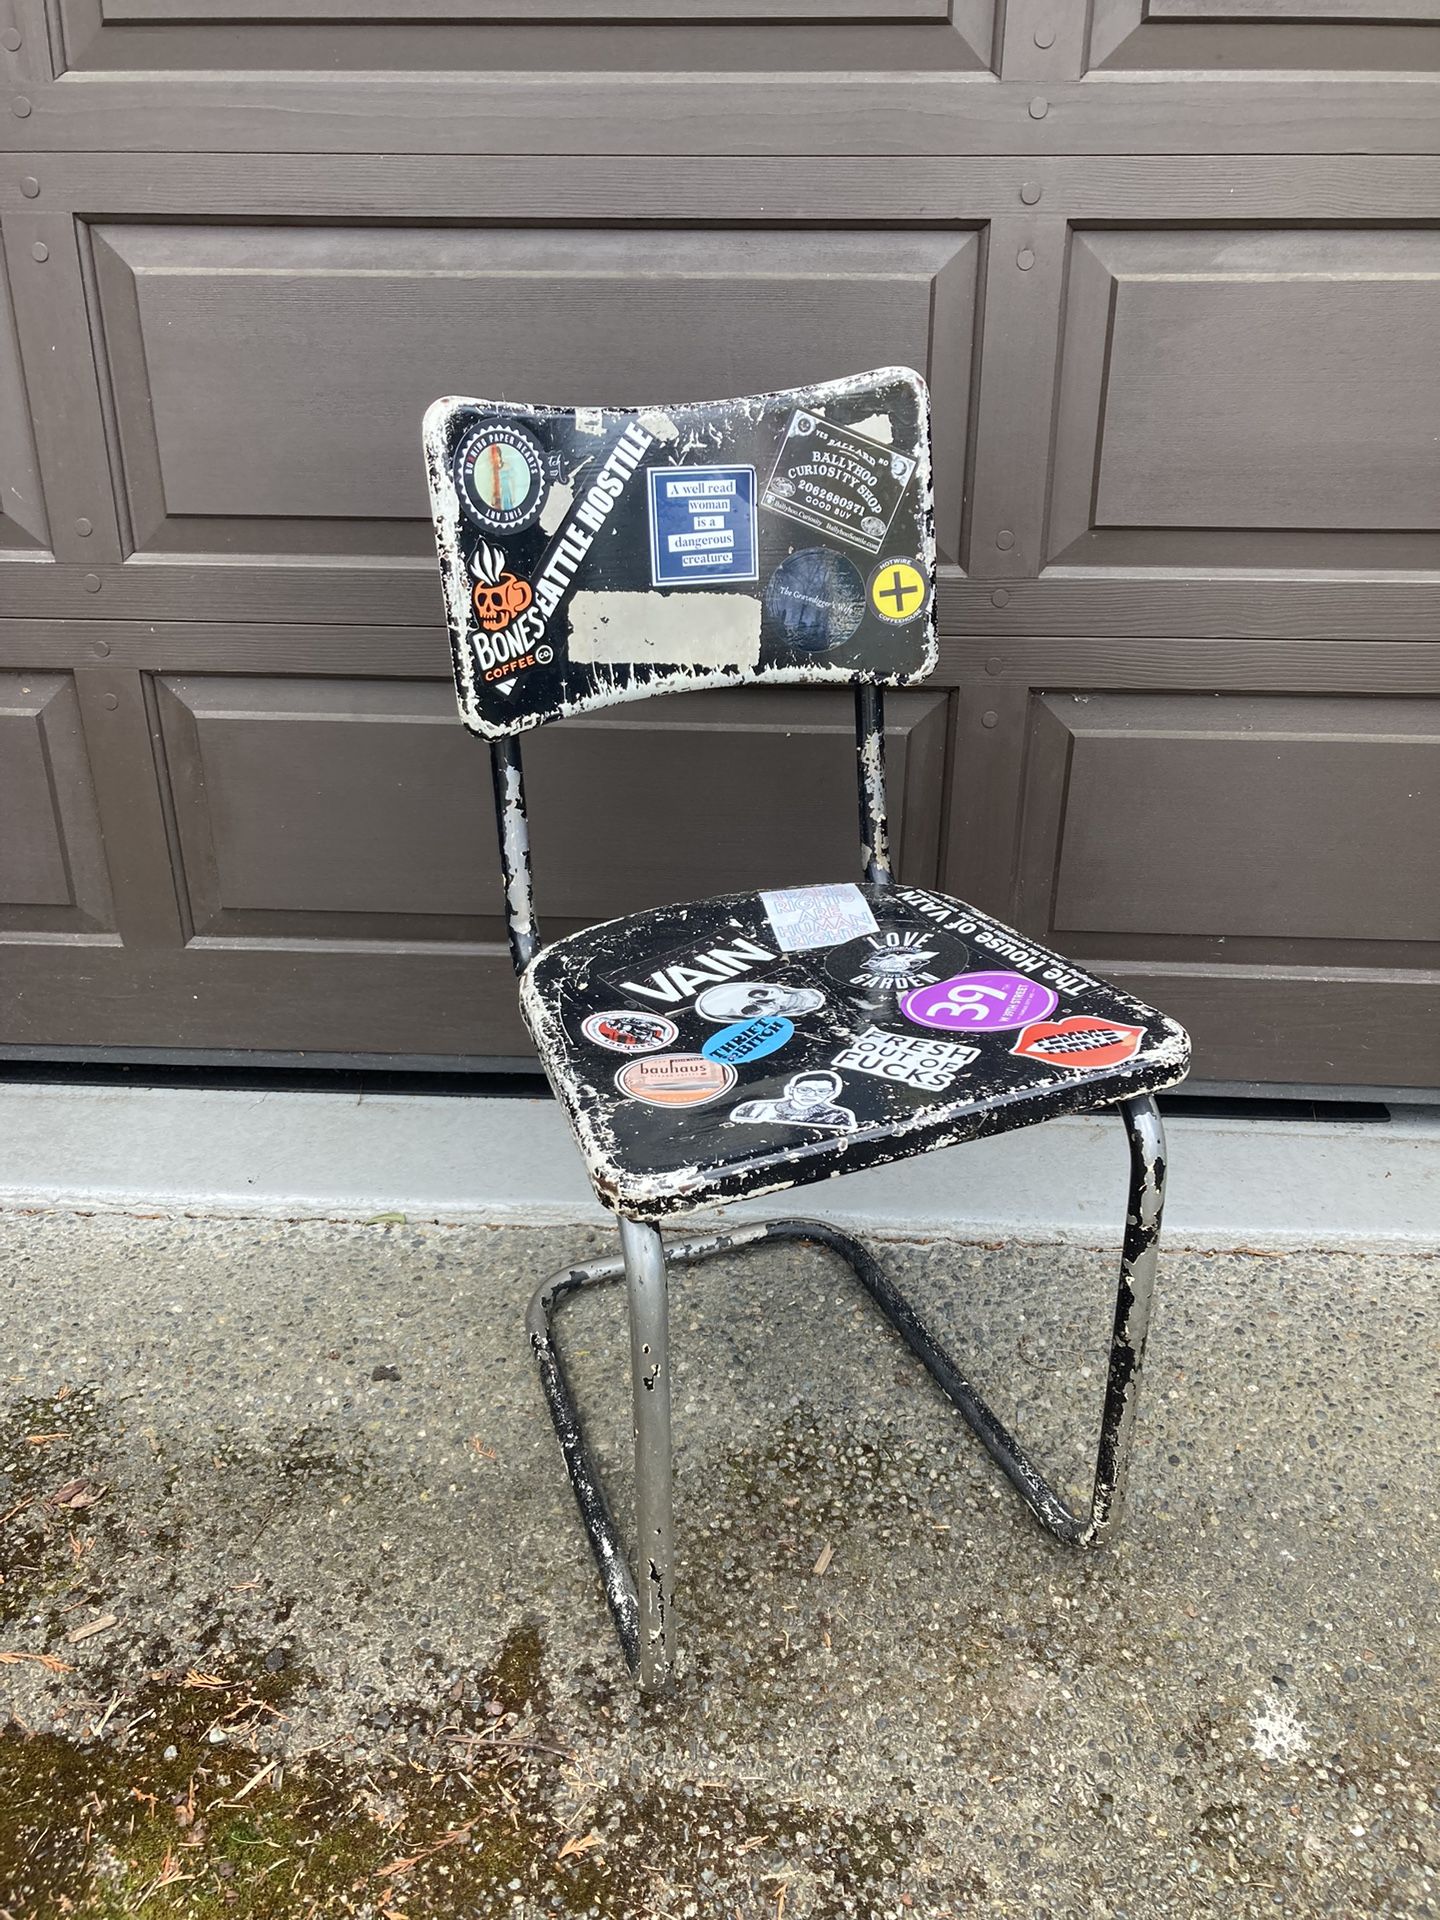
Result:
[615, 1053, 737, 1108]
[761, 412, 916, 555]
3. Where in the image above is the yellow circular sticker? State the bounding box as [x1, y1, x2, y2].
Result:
[868, 559, 928, 625]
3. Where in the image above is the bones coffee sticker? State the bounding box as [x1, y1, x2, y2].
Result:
[1011, 1018, 1146, 1073]
[901, 971, 1059, 1034]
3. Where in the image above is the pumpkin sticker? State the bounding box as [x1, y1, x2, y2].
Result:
[470, 541, 534, 634]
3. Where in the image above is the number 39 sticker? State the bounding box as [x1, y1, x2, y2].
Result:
[900, 971, 1059, 1033]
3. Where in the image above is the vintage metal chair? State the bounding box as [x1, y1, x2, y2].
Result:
[423, 369, 1190, 1689]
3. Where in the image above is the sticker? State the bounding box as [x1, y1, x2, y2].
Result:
[825, 927, 968, 1004]
[762, 412, 916, 555]
[760, 883, 878, 953]
[867, 558, 928, 626]
[648, 466, 758, 586]
[453, 420, 550, 535]
[611, 933, 778, 1009]
[730, 1070, 857, 1134]
[831, 1025, 978, 1093]
[470, 541, 534, 636]
[568, 590, 762, 670]
[764, 547, 866, 654]
[615, 1053, 737, 1108]
[695, 980, 827, 1023]
[1012, 1018, 1146, 1073]
[901, 971, 1059, 1034]
[580, 1010, 679, 1055]
[701, 1015, 794, 1067]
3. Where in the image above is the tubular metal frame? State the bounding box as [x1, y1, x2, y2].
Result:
[527, 1091, 1167, 1690]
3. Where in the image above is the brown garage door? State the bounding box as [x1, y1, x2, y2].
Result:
[3, 4, 1439, 1088]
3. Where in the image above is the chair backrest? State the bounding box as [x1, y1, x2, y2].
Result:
[422, 368, 935, 970]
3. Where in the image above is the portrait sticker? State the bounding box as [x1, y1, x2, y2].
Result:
[695, 980, 827, 1024]
[764, 547, 866, 654]
[701, 1016, 795, 1069]
[648, 465, 758, 587]
[760, 883, 878, 953]
[831, 1025, 978, 1093]
[1011, 1018, 1146, 1074]
[729, 1069, 857, 1134]
[761, 411, 916, 555]
[901, 971, 1059, 1034]
[615, 1053, 738, 1108]
[580, 1010, 679, 1055]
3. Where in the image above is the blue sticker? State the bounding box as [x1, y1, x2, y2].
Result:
[701, 1015, 794, 1067]
[648, 465, 758, 586]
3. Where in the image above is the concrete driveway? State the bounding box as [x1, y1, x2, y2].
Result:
[1, 1209, 1435, 1918]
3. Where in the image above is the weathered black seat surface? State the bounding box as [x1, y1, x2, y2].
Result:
[521, 879, 1190, 1221]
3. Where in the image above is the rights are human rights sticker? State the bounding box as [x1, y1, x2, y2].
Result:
[760, 883, 879, 953]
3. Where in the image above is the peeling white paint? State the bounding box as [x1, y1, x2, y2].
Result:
[1250, 1695, 1310, 1763]
[569, 590, 762, 671]
[637, 409, 680, 443]
[574, 407, 605, 436]
[850, 412, 894, 445]
[538, 478, 575, 536]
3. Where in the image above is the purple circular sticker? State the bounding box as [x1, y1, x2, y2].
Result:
[900, 970, 1059, 1033]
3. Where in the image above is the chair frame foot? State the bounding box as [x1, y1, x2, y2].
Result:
[525, 1093, 1167, 1686]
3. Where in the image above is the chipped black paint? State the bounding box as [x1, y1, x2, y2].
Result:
[423, 370, 936, 741]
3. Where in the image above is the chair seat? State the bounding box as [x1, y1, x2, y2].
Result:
[520, 881, 1190, 1221]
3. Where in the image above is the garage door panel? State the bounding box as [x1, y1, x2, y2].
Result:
[92, 224, 979, 567]
[1023, 692, 1440, 947]
[1087, 0, 1440, 72]
[154, 679, 949, 947]
[1048, 230, 1440, 569]
[58, 1, 994, 76]
[0, 671, 114, 938]
[0, 240, 48, 553]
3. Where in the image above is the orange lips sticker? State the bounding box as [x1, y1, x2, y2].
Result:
[1011, 1017, 1145, 1072]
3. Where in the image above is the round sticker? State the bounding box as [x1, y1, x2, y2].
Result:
[867, 557, 928, 626]
[701, 1016, 794, 1068]
[695, 981, 826, 1024]
[825, 924, 970, 1010]
[581, 1010, 679, 1055]
[901, 971, 1059, 1034]
[615, 1053, 737, 1108]
[453, 420, 549, 535]
[765, 548, 866, 654]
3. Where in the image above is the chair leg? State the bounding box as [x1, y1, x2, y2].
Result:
[525, 1093, 1167, 1678]
[618, 1217, 676, 1690]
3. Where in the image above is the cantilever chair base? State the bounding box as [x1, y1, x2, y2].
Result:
[527, 1092, 1167, 1689]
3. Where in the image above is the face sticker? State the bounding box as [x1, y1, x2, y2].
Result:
[580, 1010, 679, 1055]
[761, 412, 916, 555]
[831, 1025, 978, 1093]
[615, 1053, 737, 1108]
[729, 1070, 857, 1134]
[453, 421, 549, 535]
[901, 971, 1059, 1034]
[764, 547, 865, 653]
[760, 883, 878, 953]
[825, 926, 969, 1006]
[695, 980, 827, 1023]
[610, 934, 778, 1010]
[647, 465, 758, 586]
[701, 1016, 794, 1068]
[1011, 1018, 1146, 1073]
[867, 558, 929, 626]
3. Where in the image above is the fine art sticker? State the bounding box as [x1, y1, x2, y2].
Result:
[695, 980, 827, 1023]
[701, 1016, 795, 1068]
[762, 411, 916, 555]
[615, 1053, 738, 1108]
[901, 972, 1059, 1034]
[648, 466, 758, 586]
[764, 548, 866, 653]
[453, 420, 550, 535]
[580, 1010, 679, 1055]
[867, 558, 929, 626]
[1011, 1018, 1146, 1073]
[730, 1070, 857, 1134]
[760, 884, 878, 953]
[831, 1025, 978, 1093]
[825, 926, 969, 1006]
